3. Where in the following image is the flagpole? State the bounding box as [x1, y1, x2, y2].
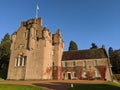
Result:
[36, 5, 37, 19]
[35, 0, 39, 23]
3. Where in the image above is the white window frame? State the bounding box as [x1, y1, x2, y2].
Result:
[83, 60, 86, 67]
[72, 61, 76, 67]
[94, 60, 97, 67]
[64, 62, 67, 67]
[72, 72, 76, 78]
[15, 55, 26, 67]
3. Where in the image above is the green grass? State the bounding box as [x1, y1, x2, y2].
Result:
[0, 78, 4, 81]
[0, 84, 43, 90]
[69, 82, 120, 90]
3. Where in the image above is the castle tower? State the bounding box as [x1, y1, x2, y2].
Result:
[52, 29, 64, 79]
[7, 18, 64, 80]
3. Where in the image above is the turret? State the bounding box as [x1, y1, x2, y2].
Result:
[20, 18, 43, 50]
[52, 29, 64, 79]
[43, 27, 52, 42]
[11, 32, 17, 50]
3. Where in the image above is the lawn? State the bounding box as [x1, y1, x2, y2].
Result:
[0, 84, 43, 90]
[69, 82, 120, 90]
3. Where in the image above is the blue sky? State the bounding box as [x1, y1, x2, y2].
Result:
[0, 0, 120, 51]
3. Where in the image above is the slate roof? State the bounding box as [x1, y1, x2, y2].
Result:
[62, 48, 108, 61]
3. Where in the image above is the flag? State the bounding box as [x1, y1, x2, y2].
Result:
[36, 4, 39, 19]
[37, 4, 39, 10]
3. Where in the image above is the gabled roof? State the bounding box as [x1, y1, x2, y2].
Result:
[62, 48, 108, 61]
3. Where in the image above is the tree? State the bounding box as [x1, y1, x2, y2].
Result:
[108, 47, 120, 74]
[68, 40, 78, 51]
[90, 43, 98, 49]
[0, 33, 11, 79]
[108, 47, 114, 58]
[108, 47, 115, 72]
[108, 47, 113, 54]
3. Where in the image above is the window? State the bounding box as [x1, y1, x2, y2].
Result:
[15, 58, 18, 66]
[36, 37, 39, 41]
[27, 24, 32, 30]
[83, 60, 86, 67]
[24, 32, 27, 38]
[72, 61, 76, 67]
[73, 72, 76, 77]
[94, 60, 97, 67]
[52, 46, 55, 55]
[64, 62, 67, 67]
[52, 50, 55, 55]
[62, 73, 65, 79]
[53, 62, 54, 66]
[22, 56, 27, 66]
[15, 55, 27, 67]
[20, 56, 23, 66]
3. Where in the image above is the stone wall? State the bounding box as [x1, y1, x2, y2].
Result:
[62, 58, 112, 81]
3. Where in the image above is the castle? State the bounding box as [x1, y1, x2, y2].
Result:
[7, 18, 64, 80]
[7, 18, 112, 81]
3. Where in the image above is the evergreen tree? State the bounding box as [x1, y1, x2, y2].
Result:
[108, 47, 114, 58]
[0, 33, 11, 79]
[68, 40, 78, 51]
[90, 43, 98, 49]
[108, 47, 115, 71]
[108, 47, 120, 74]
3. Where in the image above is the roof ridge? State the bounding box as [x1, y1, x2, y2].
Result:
[64, 48, 104, 52]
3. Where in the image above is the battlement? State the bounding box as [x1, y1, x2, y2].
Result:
[21, 17, 42, 27]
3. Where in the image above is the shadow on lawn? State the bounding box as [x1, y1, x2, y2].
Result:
[68, 84, 120, 90]
[33, 82, 71, 90]
[33, 83, 120, 90]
